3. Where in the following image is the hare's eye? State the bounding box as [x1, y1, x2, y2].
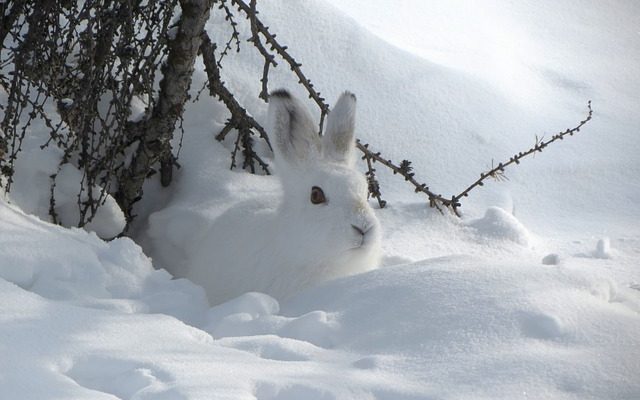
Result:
[310, 186, 326, 205]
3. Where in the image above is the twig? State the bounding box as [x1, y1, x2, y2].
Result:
[449, 101, 593, 214]
[200, 30, 271, 174]
[228, 1, 594, 217]
[360, 144, 387, 208]
[356, 140, 449, 213]
[248, 0, 275, 101]
[213, 0, 241, 66]
[231, 0, 329, 133]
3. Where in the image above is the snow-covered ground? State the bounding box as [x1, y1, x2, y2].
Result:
[2, 1, 639, 399]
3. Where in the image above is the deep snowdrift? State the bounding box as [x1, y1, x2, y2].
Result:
[2, 201, 639, 399]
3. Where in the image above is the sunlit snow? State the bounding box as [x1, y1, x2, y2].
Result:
[2, 1, 639, 399]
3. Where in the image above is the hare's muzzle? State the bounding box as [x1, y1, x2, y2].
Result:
[351, 223, 378, 248]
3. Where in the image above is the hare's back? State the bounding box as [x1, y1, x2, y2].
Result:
[186, 198, 278, 304]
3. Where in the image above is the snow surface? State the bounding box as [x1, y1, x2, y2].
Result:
[2, 0, 640, 399]
[3, 200, 640, 399]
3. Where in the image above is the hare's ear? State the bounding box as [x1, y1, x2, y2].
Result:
[268, 89, 321, 167]
[323, 91, 356, 166]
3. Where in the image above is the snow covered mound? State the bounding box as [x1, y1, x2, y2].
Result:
[2, 199, 640, 399]
[0, 201, 208, 325]
[7, 137, 126, 239]
[466, 206, 531, 246]
[285, 257, 640, 399]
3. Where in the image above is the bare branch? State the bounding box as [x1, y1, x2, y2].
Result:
[231, 0, 329, 133]
[248, 0, 276, 101]
[449, 101, 593, 214]
[0, 0, 596, 232]
[357, 140, 450, 213]
[360, 144, 387, 209]
[200, 30, 271, 174]
[214, 0, 241, 66]
[117, 0, 214, 223]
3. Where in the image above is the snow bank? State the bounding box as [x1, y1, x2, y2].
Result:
[8, 135, 125, 239]
[0, 201, 208, 325]
[2, 200, 639, 399]
[284, 257, 640, 399]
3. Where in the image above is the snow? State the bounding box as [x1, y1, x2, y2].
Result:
[3, 200, 639, 399]
[8, 135, 126, 239]
[465, 206, 532, 246]
[2, 0, 640, 399]
[594, 237, 612, 260]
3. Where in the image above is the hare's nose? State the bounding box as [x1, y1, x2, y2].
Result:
[351, 224, 366, 236]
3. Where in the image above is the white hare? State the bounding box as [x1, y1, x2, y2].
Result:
[185, 90, 381, 305]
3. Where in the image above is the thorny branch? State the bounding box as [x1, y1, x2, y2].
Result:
[359, 102, 593, 216]
[1, 0, 179, 228]
[229, 0, 330, 133]
[360, 143, 387, 209]
[217, 0, 595, 216]
[356, 140, 446, 213]
[248, 0, 275, 102]
[200, 31, 271, 174]
[448, 101, 594, 215]
[0, 0, 595, 238]
[214, 0, 241, 66]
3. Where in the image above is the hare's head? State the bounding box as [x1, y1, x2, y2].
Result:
[268, 90, 381, 268]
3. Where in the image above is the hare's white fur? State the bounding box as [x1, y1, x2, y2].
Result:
[186, 90, 381, 305]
